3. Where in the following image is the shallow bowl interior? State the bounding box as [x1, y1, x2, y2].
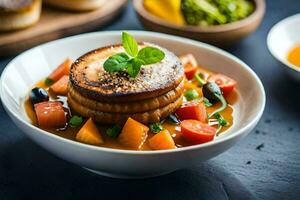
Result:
[0, 31, 265, 178]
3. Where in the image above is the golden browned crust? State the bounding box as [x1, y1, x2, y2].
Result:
[68, 79, 184, 113]
[70, 43, 184, 102]
[68, 94, 183, 125]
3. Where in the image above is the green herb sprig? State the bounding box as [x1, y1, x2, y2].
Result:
[214, 113, 229, 134]
[106, 125, 122, 138]
[69, 115, 83, 127]
[149, 123, 164, 133]
[203, 98, 212, 107]
[184, 89, 199, 101]
[44, 78, 54, 86]
[103, 32, 165, 78]
[194, 73, 206, 87]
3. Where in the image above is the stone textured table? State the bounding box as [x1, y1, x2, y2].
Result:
[0, 1, 299, 199]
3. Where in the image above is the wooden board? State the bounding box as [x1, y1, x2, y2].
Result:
[0, 0, 127, 57]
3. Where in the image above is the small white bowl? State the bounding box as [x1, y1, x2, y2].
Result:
[267, 14, 300, 82]
[0, 31, 265, 179]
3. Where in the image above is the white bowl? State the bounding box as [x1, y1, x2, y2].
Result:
[267, 14, 300, 82]
[0, 31, 265, 179]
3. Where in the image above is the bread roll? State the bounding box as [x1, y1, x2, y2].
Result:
[0, 0, 41, 31]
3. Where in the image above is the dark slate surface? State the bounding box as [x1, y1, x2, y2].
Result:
[0, 1, 300, 199]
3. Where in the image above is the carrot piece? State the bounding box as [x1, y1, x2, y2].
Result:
[118, 118, 149, 150]
[176, 101, 207, 122]
[76, 118, 103, 145]
[179, 54, 198, 80]
[149, 130, 176, 150]
[50, 75, 69, 95]
[34, 101, 66, 128]
[47, 58, 72, 83]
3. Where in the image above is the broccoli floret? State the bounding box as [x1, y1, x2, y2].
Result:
[181, 0, 254, 25]
[212, 0, 254, 21]
[236, 0, 254, 19]
[181, 0, 227, 25]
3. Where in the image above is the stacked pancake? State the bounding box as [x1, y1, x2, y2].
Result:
[69, 43, 184, 124]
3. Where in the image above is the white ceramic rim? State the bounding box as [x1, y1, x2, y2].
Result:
[0, 30, 266, 155]
[267, 13, 300, 73]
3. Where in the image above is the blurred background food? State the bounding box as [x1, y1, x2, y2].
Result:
[0, 0, 127, 57]
[0, 0, 266, 57]
[0, 0, 41, 31]
[181, 0, 254, 26]
[44, 0, 105, 11]
[144, 0, 254, 26]
[143, 0, 184, 24]
[135, 0, 265, 45]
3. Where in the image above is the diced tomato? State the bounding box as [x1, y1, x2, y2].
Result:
[184, 64, 198, 80]
[176, 101, 207, 122]
[47, 58, 72, 83]
[179, 54, 198, 80]
[50, 75, 69, 95]
[208, 74, 237, 95]
[34, 101, 67, 128]
[181, 120, 216, 144]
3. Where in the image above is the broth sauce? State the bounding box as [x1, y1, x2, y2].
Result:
[24, 68, 236, 151]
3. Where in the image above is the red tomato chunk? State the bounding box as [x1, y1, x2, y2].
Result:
[181, 120, 216, 144]
[208, 74, 237, 95]
[180, 54, 198, 80]
[34, 101, 67, 128]
[176, 101, 207, 122]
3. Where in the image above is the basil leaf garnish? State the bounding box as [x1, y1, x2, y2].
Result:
[122, 32, 139, 57]
[103, 53, 130, 72]
[103, 32, 165, 78]
[137, 47, 165, 65]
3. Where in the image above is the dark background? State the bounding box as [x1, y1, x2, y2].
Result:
[0, 1, 300, 199]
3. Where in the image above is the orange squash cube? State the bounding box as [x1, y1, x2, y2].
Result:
[47, 58, 72, 83]
[149, 130, 176, 150]
[118, 118, 149, 150]
[76, 118, 103, 145]
[50, 75, 69, 95]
